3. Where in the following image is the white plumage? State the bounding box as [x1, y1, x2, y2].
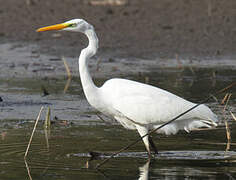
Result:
[37, 19, 218, 156]
[100, 78, 217, 129]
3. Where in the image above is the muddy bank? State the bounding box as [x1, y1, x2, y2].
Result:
[1, 0, 236, 59]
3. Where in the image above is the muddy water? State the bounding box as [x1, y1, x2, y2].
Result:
[0, 42, 236, 179]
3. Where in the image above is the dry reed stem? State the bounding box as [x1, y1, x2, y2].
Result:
[221, 93, 229, 105]
[225, 120, 231, 141]
[64, 77, 72, 93]
[85, 161, 89, 169]
[223, 93, 231, 111]
[225, 140, 230, 152]
[44, 128, 50, 151]
[222, 93, 232, 152]
[24, 159, 32, 180]
[223, 93, 231, 112]
[44, 107, 51, 150]
[44, 107, 51, 129]
[230, 111, 236, 121]
[225, 121, 231, 153]
[24, 106, 44, 158]
[62, 57, 72, 79]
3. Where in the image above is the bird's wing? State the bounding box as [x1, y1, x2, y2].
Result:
[111, 94, 194, 125]
[101, 78, 216, 126]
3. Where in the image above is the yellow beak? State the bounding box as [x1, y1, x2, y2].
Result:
[36, 23, 69, 32]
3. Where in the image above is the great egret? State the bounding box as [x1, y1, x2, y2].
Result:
[37, 19, 218, 156]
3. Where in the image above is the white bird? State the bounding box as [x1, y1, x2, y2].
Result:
[37, 19, 218, 157]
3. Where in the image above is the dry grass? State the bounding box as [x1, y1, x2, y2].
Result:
[221, 93, 232, 152]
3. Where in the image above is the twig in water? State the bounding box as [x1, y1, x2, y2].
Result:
[221, 93, 229, 105]
[62, 56, 72, 79]
[62, 57, 72, 93]
[96, 82, 236, 169]
[222, 93, 232, 152]
[24, 106, 44, 158]
[225, 120, 231, 152]
[44, 128, 50, 151]
[64, 77, 72, 94]
[44, 107, 51, 150]
[223, 93, 231, 112]
[24, 159, 32, 180]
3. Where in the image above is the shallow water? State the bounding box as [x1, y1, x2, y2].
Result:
[1, 123, 236, 179]
[0, 42, 236, 179]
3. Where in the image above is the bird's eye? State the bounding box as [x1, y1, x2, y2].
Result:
[68, 23, 77, 27]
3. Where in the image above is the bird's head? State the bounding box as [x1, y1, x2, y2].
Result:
[37, 19, 93, 33]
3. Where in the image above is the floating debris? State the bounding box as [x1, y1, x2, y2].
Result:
[41, 85, 49, 97]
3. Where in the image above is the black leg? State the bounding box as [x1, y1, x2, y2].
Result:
[148, 136, 158, 155]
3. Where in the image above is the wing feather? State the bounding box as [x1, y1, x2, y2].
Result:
[101, 78, 197, 125]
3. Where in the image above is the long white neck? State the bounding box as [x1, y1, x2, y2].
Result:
[79, 28, 99, 106]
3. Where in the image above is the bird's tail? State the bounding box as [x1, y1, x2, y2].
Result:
[154, 104, 218, 135]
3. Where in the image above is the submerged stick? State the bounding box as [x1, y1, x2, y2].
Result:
[96, 82, 236, 168]
[24, 106, 44, 158]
